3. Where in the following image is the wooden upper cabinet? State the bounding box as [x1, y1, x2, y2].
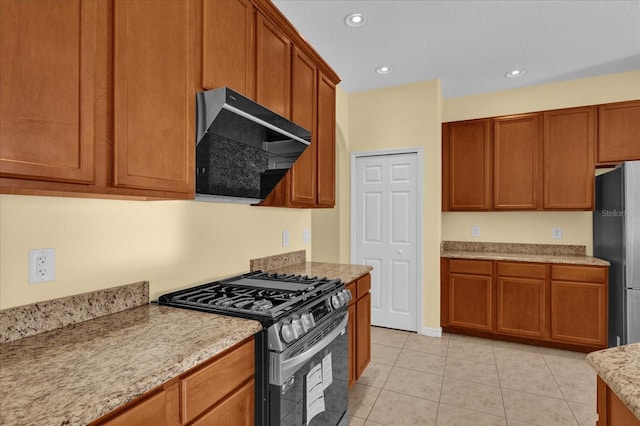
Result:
[316, 73, 336, 207]
[543, 106, 595, 210]
[493, 114, 542, 210]
[113, 0, 195, 194]
[289, 48, 318, 206]
[597, 100, 640, 166]
[0, 0, 97, 184]
[442, 119, 492, 211]
[255, 13, 291, 118]
[201, 0, 255, 96]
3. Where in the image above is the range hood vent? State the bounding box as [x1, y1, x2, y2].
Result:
[195, 87, 311, 204]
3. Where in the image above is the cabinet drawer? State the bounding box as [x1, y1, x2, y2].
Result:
[357, 274, 371, 299]
[552, 265, 607, 283]
[449, 259, 492, 275]
[346, 281, 357, 306]
[191, 380, 254, 426]
[497, 262, 546, 279]
[180, 338, 254, 424]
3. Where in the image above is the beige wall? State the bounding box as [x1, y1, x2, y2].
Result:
[0, 195, 310, 309]
[442, 70, 640, 256]
[322, 80, 443, 332]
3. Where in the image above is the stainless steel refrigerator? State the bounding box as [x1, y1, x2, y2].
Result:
[594, 160, 640, 347]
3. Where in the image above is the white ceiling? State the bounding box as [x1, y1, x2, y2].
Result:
[272, 0, 640, 99]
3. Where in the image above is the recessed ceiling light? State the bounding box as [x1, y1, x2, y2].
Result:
[505, 69, 525, 78]
[345, 13, 365, 28]
[375, 65, 392, 75]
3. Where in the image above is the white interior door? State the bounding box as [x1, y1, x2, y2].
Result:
[353, 152, 419, 331]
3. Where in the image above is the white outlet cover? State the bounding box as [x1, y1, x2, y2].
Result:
[29, 248, 55, 284]
[303, 229, 311, 244]
[282, 229, 290, 247]
[471, 226, 480, 237]
[552, 227, 563, 239]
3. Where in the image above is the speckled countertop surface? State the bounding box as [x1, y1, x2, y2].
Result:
[259, 261, 373, 283]
[587, 343, 640, 420]
[441, 241, 610, 266]
[0, 304, 262, 426]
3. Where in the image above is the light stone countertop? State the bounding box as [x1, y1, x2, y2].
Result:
[587, 343, 640, 420]
[440, 241, 610, 266]
[0, 304, 262, 426]
[259, 261, 373, 284]
[441, 250, 610, 266]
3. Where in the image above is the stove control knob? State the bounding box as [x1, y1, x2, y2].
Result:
[331, 295, 341, 309]
[292, 318, 303, 336]
[301, 313, 315, 331]
[281, 323, 296, 343]
[342, 289, 352, 303]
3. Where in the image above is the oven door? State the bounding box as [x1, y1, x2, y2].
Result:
[269, 311, 349, 426]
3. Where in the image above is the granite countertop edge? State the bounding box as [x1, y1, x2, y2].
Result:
[441, 250, 610, 266]
[587, 343, 640, 420]
[0, 304, 262, 426]
[260, 261, 373, 283]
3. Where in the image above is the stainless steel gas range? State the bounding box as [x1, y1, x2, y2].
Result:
[158, 270, 352, 426]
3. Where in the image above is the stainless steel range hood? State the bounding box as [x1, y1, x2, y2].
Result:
[195, 87, 311, 204]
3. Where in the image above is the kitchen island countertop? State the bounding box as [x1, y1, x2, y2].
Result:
[0, 304, 261, 426]
[587, 343, 640, 420]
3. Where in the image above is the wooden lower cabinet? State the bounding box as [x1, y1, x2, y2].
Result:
[90, 337, 255, 426]
[551, 265, 607, 347]
[441, 258, 608, 351]
[596, 376, 640, 426]
[496, 262, 548, 339]
[347, 273, 371, 387]
[98, 382, 180, 426]
[445, 259, 493, 331]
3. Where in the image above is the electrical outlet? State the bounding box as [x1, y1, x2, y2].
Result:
[282, 229, 290, 247]
[29, 248, 55, 284]
[471, 226, 480, 237]
[552, 227, 563, 239]
[303, 229, 311, 244]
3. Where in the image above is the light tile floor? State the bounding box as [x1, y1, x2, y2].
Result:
[349, 327, 598, 426]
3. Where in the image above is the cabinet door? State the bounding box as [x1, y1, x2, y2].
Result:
[113, 0, 195, 194]
[356, 292, 371, 379]
[551, 281, 607, 347]
[442, 119, 492, 210]
[289, 48, 317, 206]
[597, 100, 640, 165]
[449, 273, 493, 331]
[180, 338, 254, 425]
[543, 107, 595, 210]
[496, 277, 547, 338]
[191, 380, 254, 426]
[255, 13, 291, 118]
[316, 73, 336, 207]
[493, 114, 542, 210]
[201, 0, 255, 96]
[0, 0, 96, 184]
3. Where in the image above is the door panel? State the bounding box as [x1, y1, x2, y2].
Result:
[354, 153, 418, 331]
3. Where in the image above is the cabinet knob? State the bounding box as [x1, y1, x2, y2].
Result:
[397, 250, 403, 254]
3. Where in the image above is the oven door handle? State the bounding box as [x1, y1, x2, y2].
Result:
[279, 312, 349, 383]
